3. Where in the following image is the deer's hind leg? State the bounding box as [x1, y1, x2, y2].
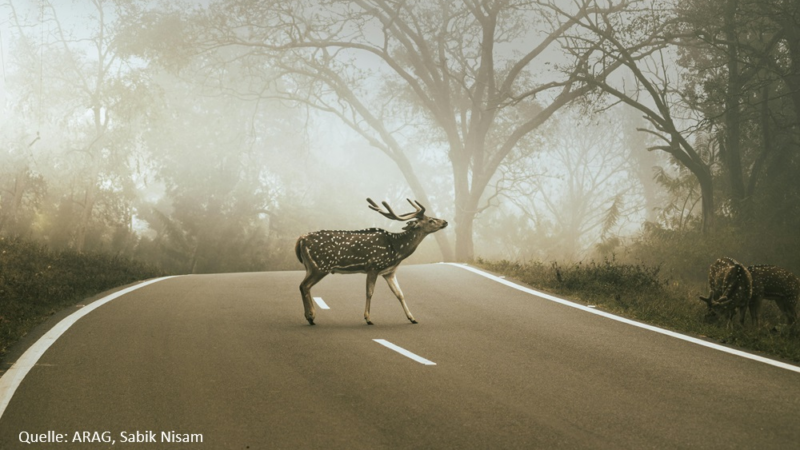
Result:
[365, 272, 378, 325]
[300, 269, 327, 325]
[777, 296, 798, 327]
[384, 271, 417, 324]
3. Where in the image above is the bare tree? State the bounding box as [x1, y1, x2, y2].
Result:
[498, 109, 645, 260]
[552, 1, 717, 233]
[147, 0, 633, 261]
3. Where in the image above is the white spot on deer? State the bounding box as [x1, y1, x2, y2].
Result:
[295, 198, 448, 325]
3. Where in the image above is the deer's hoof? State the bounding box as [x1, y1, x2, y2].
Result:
[366, 320, 374, 325]
[410, 319, 418, 324]
[307, 318, 315, 325]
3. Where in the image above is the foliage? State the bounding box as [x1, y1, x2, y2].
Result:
[485, 109, 648, 261]
[477, 257, 665, 304]
[626, 220, 800, 284]
[0, 236, 164, 357]
[674, 0, 800, 227]
[138, 0, 639, 261]
[476, 255, 800, 363]
[0, 1, 323, 274]
[1, 0, 800, 277]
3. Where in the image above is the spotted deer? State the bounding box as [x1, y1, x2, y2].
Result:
[746, 265, 799, 327]
[295, 198, 448, 325]
[699, 257, 753, 326]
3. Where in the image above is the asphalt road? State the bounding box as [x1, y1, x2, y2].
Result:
[1, 264, 799, 449]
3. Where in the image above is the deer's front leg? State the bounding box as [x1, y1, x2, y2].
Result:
[384, 272, 417, 324]
[365, 272, 378, 325]
[749, 296, 763, 327]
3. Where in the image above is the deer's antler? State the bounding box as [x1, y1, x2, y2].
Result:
[367, 198, 426, 221]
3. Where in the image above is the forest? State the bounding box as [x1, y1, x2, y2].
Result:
[0, 0, 798, 283]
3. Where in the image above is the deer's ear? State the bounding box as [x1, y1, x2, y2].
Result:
[403, 220, 421, 231]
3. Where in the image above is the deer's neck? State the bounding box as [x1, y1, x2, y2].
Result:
[389, 229, 429, 261]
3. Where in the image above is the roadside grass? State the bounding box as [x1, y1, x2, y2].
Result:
[0, 237, 164, 358]
[476, 257, 800, 364]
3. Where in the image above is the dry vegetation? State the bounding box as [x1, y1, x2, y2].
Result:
[477, 257, 800, 364]
[0, 237, 163, 357]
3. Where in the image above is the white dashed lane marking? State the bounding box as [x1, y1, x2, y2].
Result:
[373, 339, 436, 365]
[313, 297, 330, 310]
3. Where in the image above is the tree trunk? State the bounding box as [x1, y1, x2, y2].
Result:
[190, 242, 199, 274]
[748, 85, 773, 199]
[623, 110, 661, 223]
[454, 208, 476, 262]
[74, 183, 96, 253]
[451, 145, 477, 262]
[722, 0, 747, 219]
[392, 151, 455, 262]
[699, 171, 715, 234]
[779, 16, 800, 127]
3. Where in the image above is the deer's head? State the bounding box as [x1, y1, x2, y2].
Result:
[367, 198, 448, 234]
[698, 294, 721, 323]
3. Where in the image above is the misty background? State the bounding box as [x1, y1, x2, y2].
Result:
[0, 0, 798, 280]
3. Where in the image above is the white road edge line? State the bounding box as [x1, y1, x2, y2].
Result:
[442, 262, 800, 375]
[313, 297, 330, 310]
[373, 339, 436, 366]
[0, 276, 177, 420]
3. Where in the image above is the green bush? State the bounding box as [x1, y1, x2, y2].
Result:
[0, 237, 164, 357]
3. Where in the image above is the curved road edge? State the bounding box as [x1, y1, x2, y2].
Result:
[0, 276, 177, 420]
[444, 262, 800, 375]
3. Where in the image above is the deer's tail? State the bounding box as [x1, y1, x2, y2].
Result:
[295, 236, 305, 264]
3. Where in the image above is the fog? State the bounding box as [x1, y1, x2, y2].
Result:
[1, 0, 797, 275]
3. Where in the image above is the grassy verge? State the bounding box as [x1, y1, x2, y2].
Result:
[0, 237, 165, 357]
[476, 257, 800, 364]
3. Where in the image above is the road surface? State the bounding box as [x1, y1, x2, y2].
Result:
[0, 264, 799, 449]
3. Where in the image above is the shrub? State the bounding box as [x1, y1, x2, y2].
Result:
[476, 256, 800, 363]
[0, 237, 164, 356]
